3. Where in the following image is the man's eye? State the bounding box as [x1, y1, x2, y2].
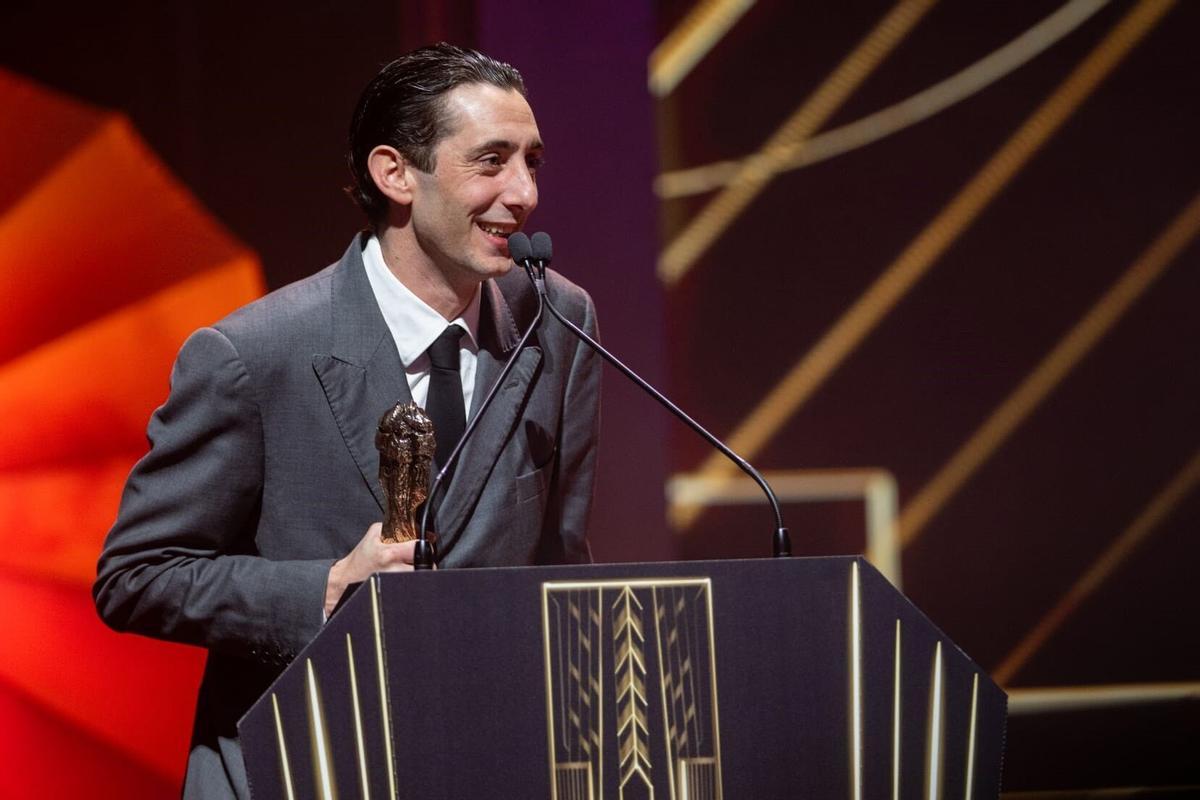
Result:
[527, 156, 545, 172]
[481, 155, 503, 168]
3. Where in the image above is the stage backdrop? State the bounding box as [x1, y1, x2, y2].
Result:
[654, 0, 1199, 791]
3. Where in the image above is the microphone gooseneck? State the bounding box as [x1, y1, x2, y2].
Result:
[414, 232, 545, 568]
[527, 233, 792, 558]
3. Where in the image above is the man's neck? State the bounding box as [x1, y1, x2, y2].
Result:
[375, 226, 476, 321]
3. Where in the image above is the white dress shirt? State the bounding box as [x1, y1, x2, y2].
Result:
[362, 234, 480, 413]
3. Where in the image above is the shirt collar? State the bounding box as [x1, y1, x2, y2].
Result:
[362, 234, 481, 367]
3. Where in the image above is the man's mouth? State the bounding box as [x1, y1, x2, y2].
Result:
[476, 222, 516, 239]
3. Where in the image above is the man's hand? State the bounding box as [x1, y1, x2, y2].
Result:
[324, 523, 419, 617]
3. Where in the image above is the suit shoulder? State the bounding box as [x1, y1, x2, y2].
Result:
[212, 259, 341, 349]
[545, 268, 594, 323]
[493, 266, 594, 324]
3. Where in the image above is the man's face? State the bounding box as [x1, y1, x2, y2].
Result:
[408, 82, 543, 289]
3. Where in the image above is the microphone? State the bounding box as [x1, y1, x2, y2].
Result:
[530, 231, 552, 269]
[527, 232, 792, 558]
[509, 230, 536, 274]
[414, 232, 545, 568]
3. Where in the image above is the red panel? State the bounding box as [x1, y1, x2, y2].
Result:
[0, 69, 103, 215]
[0, 459, 133, 585]
[0, 572, 205, 781]
[0, 681, 178, 798]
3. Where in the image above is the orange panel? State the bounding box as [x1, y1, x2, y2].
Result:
[0, 116, 249, 364]
[0, 65, 263, 798]
[0, 255, 264, 471]
[0, 572, 205, 781]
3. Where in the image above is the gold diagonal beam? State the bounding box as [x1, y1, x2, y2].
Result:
[649, 0, 756, 97]
[900, 188, 1200, 546]
[1007, 681, 1200, 714]
[993, 447, 1200, 686]
[656, 0, 1111, 199]
[669, 0, 1174, 531]
[658, 0, 937, 286]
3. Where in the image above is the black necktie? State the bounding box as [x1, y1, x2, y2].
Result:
[425, 325, 466, 478]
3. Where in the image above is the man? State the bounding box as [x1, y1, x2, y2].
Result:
[94, 44, 600, 799]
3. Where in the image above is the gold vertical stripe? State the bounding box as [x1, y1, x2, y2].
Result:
[652, 588, 679, 800]
[371, 578, 398, 800]
[893, 620, 902, 800]
[649, 0, 756, 96]
[994, 446, 1200, 685]
[597, 590, 605, 800]
[850, 562, 864, 800]
[964, 674, 979, 800]
[658, 0, 937, 285]
[670, 0, 1175, 531]
[305, 660, 337, 800]
[900, 188, 1200, 546]
[346, 634, 370, 800]
[271, 693, 297, 800]
[541, 586, 559, 800]
[926, 642, 944, 800]
[703, 580, 724, 800]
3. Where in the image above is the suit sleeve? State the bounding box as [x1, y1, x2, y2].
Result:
[93, 327, 332, 664]
[542, 288, 601, 563]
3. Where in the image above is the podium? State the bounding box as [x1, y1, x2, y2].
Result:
[240, 557, 1006, 798]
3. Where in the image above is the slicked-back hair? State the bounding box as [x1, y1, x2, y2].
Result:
[346, 43, 526, 227]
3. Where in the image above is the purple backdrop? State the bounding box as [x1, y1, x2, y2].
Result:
[477, 3, 672, 561]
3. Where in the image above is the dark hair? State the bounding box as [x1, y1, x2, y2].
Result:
[346, 43, 526, 227]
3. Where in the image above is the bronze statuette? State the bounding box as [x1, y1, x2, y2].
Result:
[375, 401, 436, 543]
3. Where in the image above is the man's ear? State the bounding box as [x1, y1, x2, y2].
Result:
[367, 145, 417, 206]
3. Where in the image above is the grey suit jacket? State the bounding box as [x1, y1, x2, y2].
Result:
[93, 234, 600, 798]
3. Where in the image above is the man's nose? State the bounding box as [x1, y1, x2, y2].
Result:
[503, 161, 538, 212]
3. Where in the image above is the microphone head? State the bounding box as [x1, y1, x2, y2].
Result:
[508, 231, 533, 264]
[531, 231, 553, 265]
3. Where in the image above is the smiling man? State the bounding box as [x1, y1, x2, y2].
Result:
[94, 44, 600, 799]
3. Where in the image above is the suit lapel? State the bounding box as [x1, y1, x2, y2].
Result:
[433, 279, 541, 555]
[313, 235, 410, 512]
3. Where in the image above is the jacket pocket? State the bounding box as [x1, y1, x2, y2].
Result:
[515, 461, 551, 504]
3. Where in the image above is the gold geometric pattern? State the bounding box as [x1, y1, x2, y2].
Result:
[545, 588, 604, 800]
[653, 585, 722, 800]
[544, 579, 722, 800]
[613, 587, 652, 798]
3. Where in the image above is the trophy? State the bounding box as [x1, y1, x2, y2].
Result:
[375, 401, 437, 543]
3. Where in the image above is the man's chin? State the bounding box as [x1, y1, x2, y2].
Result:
[475, 256, 516, 279]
